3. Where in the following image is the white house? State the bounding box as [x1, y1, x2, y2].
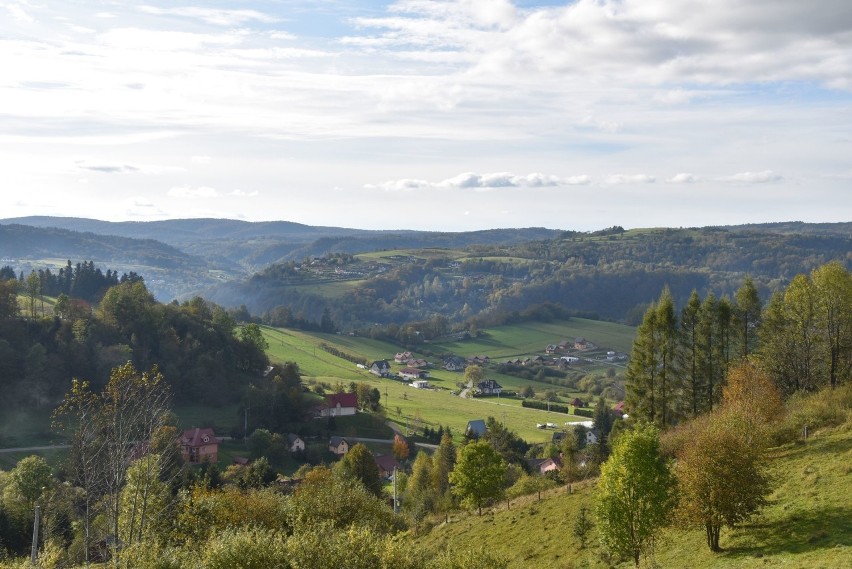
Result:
[411, 379, 430, 389]
[287, 433, 305, 453]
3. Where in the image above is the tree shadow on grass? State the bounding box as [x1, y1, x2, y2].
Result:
[722, 505, 852, 560]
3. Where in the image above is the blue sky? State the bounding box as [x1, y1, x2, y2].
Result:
[2, 0, 851, 231]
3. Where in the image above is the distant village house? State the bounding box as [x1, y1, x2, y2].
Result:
[179, 427, 219, 464]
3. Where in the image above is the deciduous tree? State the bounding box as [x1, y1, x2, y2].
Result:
[449, 441, 506, 516]
[595, 423, 674, 567]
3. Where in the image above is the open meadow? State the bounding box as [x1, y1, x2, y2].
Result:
[260, 317, 635, 443]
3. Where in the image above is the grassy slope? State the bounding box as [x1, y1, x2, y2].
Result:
[261, 319, 634, 444]
[413, 420, 852, 569]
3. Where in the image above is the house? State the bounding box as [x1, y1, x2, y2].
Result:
[585, 430, 599, 446]
[374, 454, 402, 479]
[179, 427, 219, 464]
[329, 436, 350, 456]
[369, 360, 391, 377]
[476, 379, 503, 395]
[561, 356, 580, 364]
[539, 456, 563, 474]
[394, 351, 413, 364]
[443, 356, 466, 371]
[465, 419, 487, 438]
[545, 344, 558, 354]
[612, 401, 626, 418]
[314, 392, 358, 418]
[400, 367, 428, 380]
[288, 433, 305, 453]
[233, 456, 251, 466]
[406, 358, 430, 368]
[574, 337, 588, 350]
[606, 350, 617, 361]
[411, 379, 430, 389]
[571, 397, 586, 408]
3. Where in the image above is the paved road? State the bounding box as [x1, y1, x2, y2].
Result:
[0, 444, 70, 453]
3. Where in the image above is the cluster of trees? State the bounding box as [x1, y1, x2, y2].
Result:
[0, 353, 513, 567]
[0, 266, 268, 412]
[626, 262, 851, 427]
[603, 261, 849, 564]
[596, 361, 784, 565]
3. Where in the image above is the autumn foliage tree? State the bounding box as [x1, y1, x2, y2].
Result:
[672, 361, 779, 552]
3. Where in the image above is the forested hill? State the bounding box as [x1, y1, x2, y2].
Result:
[0, 216, 563, 273]
[0, 224, 201, 268]
[201, 225, 851, 330]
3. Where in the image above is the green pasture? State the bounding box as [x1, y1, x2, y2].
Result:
[414, 418, 852, 568]
[261, 323, 613, 443]
[429, 317, 636, 357]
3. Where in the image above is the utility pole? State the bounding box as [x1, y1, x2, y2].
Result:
[30, 504, 40, 564]
[392, 467, 399, 514]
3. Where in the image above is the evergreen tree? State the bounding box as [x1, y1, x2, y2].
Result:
[733, 277, 762, 359]
[678, 290, 703, 418]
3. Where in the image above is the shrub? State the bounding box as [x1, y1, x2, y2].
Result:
[202, 527, 289, 569]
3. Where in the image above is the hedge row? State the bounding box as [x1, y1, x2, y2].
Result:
[521, 400, 570, 414]
[573, 408, 594, 418]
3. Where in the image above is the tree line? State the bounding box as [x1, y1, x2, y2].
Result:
[625, 262, 851, 427]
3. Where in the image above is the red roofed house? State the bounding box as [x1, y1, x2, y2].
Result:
[314, 392, 358, 418]
[179, 427, 219, 464]
[374, 454, 402, 479]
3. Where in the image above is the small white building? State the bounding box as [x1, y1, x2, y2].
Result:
[411, 379, 430, 389]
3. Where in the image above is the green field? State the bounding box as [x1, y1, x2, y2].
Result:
[260, 318, 633, 443]
[414, 417, 852, 568]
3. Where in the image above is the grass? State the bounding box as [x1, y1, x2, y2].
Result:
[413, 407, 852, 568]
[261, 325, 594, 444]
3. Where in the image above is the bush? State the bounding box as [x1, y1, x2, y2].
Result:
[522, 400, 569, 414]
[773, 384, 852, 444]
[202, 527, 290, 569]
[574, 408, 594, 418]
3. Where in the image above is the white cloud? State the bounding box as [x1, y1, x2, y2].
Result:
[75, 160, 138, 174]
[190, 155, 212, 164]
[137, 6, 278, 27]
[168, 186, 219, 198]
[229, 189, 259, 197]
[122, 196, 166, 218]
[667, 173, 699, 184]
[719, 170, 783, 184]
[369, 172, 591, 192]
[606, 174, 656, 185]
[3, 2, 34, 23]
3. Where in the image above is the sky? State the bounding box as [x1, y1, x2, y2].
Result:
[1, 0, 851, 232]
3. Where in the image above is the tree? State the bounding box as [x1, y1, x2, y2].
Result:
[674, 407, 773, 552]
[0, 278, 18, 320]
[573, 505, 594, 549]
[430, 431, 456, 498]
[449, 440, 506, 516]
[592, 397, 614, 457]
[734, 277, 762, 359]
[811, 262, 852, 389]
[337, 443, 383, 497]
[392, 434, 410, 461]
[626, 288, 679, 427]
[53, 362, 172, 562]
[678, 290, 704, 418]
[9, 455, 52, 510]
[463, 364, 485, 388]
[119, 453, 170, 545]
[239, 323, 269, 352]
[595, 423, 675, 567]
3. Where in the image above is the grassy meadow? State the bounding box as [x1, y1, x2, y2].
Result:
[260, 317, 634, 443]
[413, 415, 852, 568]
